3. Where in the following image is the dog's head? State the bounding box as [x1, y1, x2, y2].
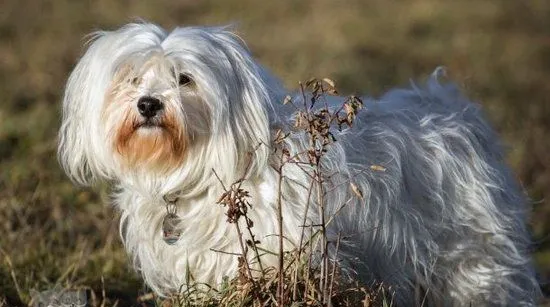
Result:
[59, 23, 281, 189]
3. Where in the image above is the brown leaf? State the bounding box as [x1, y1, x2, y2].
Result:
[283, 95, 292, 105]
[350, 182, 364, 200]
[322, 78, 336, 88]
[370, 165, 387, 172]
[216, 191, 229, 204]
[353, 96, 364, 106]
[344, 103, 354, 115]
[305, 78, 317, 88]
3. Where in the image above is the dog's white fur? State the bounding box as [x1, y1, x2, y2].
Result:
[58, 23, 540, 306]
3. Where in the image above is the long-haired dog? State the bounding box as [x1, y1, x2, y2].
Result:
[58, 22, 540, 306]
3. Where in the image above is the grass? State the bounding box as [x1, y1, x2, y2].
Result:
[0, 0, 549, 305]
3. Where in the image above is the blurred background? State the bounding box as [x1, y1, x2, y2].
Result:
[0, 0, 548, 305]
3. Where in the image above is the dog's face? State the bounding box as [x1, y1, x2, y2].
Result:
[103, 58, 206, 172]
[59, 23, 278, 188]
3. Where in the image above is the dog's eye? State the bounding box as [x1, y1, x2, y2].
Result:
[178, 74, 192, 86]
[131, 77, 140, 85]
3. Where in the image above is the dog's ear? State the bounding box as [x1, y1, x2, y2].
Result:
[58, 32, 112, 185]
[208, 28, 285, 180]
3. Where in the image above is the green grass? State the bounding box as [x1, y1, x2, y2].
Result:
[0, 0, 549, 305]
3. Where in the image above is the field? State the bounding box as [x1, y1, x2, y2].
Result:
[0, 0, 549, 305]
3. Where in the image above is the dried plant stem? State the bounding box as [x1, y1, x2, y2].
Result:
[239, 147, 266, 276]
[315, 168, 330, 304]
[209, 248, 241, 256]
[292, 178, 316, 300]
[276, 161, 285, 306]
[328, 232, 341, 301]
[304, 224, 314, 302]
[212, 169, 255, 281]
[234, 222, 254, 280]
[244, 218, 265, 275]
[199, 78, 365, 306]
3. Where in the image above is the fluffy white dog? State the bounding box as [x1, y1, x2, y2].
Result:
[58, 23, 540, 306]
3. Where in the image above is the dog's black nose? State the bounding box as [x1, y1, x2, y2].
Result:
[137, 96, 163, 118]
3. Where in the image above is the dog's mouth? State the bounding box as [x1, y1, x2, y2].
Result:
[134, 119, 165, 130]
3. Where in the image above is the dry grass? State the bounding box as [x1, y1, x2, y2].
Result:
[0, 0, 548, 305]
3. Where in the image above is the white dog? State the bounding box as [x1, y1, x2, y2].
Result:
[58, 23, 540, 306]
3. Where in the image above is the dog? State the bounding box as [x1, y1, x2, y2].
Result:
[58, 22, 540, 306]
